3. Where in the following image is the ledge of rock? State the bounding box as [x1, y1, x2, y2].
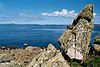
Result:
[58, 4, 94, 61]
[27, 44, 70, 67]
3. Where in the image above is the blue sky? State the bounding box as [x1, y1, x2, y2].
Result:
[0, 0, 99, 24]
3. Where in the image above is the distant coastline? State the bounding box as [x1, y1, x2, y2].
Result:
[0, 23, 99, 26]
[0, 23, 67, 26]
[94, 24, 100, 26]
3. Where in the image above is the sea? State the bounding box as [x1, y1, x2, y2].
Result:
[0, 24, 100, 48]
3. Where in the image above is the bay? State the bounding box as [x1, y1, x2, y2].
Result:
[0, 24, 99, 48]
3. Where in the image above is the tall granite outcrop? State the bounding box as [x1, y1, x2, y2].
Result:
[58, 4, 94, 60]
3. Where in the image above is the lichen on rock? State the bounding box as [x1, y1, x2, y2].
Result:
[58, 4, 94, 61]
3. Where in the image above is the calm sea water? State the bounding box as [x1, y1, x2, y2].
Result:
[0, 24, 99, 48]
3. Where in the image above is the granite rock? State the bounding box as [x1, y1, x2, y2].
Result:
[94, 33, 100, 44]
[27, 44, 70, 67]
[89, 33, 100, 55]
[0, 54, 25, 67]
[58, 4, 94, 61]
[0, 46, 43, 67]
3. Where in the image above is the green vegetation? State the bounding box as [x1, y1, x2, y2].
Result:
[69, 56, 100, 67]
[70, 61, 81, 67]
[84, 56, 100, 67]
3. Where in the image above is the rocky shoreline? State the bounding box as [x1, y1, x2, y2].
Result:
[0, 46, 43, 67]
[0, 4, 100, 67]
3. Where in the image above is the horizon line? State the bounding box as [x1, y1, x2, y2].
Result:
[0, 23, 99, 25]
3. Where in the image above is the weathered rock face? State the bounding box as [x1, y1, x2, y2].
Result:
[27, 44, 70, 67]
[0, 54, 25, 67]
[58, 4, 94, 60]
[0, 46, 43, 67]
[89, 33, 100, 55]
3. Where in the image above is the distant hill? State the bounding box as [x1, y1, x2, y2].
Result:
[94, 24, 100, 26]
[0, 24, 67, 26]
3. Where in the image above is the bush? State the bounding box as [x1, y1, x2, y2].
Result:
[70, 61, 81, 67]
[84, 56, 100, 67]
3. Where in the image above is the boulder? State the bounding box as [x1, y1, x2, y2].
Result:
[25, 46, 34, 52]
[0, 54, 24, 67]
[27, 44, 70, 67]
[0, 54, 12, 63]
[92, 44, 100, 52]
[0, 62, 25, 67]
[58, 4, 94, 61]
[89, 33, 100, 55]
[94, 33, 100, 44]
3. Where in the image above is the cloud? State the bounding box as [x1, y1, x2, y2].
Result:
[0, 13, 44, 22]
[93, 13, 96, 17]
[42, 9, 96, 18]
[42, 9, 77, 18]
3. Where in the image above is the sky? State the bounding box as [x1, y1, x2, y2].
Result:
[0, 0, 99, 24]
